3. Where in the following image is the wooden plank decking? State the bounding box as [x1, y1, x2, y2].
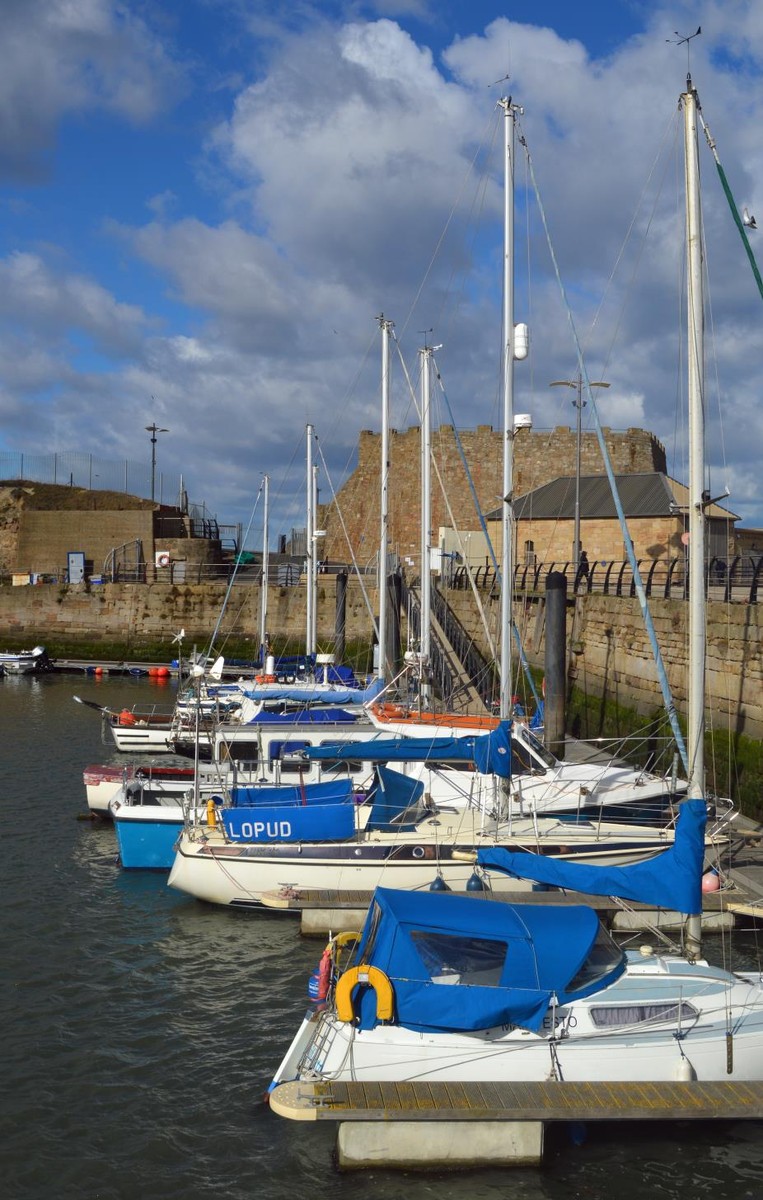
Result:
[259, 886, 730, 914]
[269, 1078, 763, 1123]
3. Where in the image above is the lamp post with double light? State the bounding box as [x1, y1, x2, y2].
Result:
[146, 423, 169, 504]
[549, 376, 609, 572]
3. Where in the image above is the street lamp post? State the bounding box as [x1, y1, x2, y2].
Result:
[146, 423, 169, 503]
[549, 375, 609, 572]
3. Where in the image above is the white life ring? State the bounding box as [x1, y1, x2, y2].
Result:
[156, 552, 170, 568]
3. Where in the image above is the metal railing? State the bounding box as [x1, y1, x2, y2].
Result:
[403, 576, 495, 710]
[449, 555, 763, 603]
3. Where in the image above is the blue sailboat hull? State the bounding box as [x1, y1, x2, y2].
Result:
[114, 814, 181, 870]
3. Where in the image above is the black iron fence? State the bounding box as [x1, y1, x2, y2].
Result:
[450, 555, 763, 603]
[402, 576, 495, 710]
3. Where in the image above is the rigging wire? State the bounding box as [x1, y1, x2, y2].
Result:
[515, 119, 689, 775]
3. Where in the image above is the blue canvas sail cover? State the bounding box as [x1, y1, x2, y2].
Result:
[246, 707, 360, 725]
[228, 779, 355, 807]
[346, 887, 624, 1034]
[365, 765, 426, 831]
[305, 721, 513, 778]
[476, 798, 707, 915]
[241, 677, 386, 705]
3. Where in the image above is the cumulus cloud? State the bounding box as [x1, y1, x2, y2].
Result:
[0, 252, 151, 354]
[2, 0, 763, 532]
[0, 0, 185, 181]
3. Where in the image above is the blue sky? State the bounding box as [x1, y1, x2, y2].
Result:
[1, 0, 762, 545]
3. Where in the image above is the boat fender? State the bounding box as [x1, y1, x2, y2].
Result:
[118, 710, 136, 726]
[335, 964, 394, 1024]
[316, 940, 331, 998]
[674, 1054, 696, 1082]
[206, 798, 218, 828]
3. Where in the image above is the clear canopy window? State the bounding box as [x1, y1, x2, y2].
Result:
[411, 931, 508, 987]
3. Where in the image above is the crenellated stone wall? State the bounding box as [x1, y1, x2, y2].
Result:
[319, 424, 667, 564]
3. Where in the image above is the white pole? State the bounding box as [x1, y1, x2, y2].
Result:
[499, 97, 517, 719]
[310, 463, 319, 652]
[684, 79, 705, 802]
[683, 76, 705, 960]
[377, 315, 393, 680]
[305, 425, 315, 658]
[419, 344, 432, 703]
[260, 474, 269, 659]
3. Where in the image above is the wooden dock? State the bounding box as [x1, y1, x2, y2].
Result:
[52, 658, 178, 676]
[259, 879, 759, 936]
[270, 1077, 763, 1123]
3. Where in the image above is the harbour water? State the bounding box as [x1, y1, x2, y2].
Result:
[2, 673, 762, 1199]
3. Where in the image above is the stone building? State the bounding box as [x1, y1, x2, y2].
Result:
[318, 423, 668, 567]
[486, 473, 738, 568]
[0, 481, 223, 583]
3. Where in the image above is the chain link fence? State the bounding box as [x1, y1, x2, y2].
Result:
[0, 449, 183, 507]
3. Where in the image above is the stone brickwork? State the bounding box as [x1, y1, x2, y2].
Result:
[0, 577, 379, 650]
[445, 588, 763, 738]
[507, 515, 685, 566]
[320, 424, 667, 563]
[15, 510, 156, 576]
[1, 574, 759, 737]
[0, 483, 223, 579]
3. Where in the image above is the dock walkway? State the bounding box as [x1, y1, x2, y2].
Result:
[270, 1078, 763, 1123]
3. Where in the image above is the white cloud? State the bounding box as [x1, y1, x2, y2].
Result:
[3, 1, 763, 533]
[0, 0, 185, 181]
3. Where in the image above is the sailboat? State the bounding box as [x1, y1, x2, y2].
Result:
[166, 78, 734, 908]
[268, 804, 763, 1089]
[267, 75, 763, 1095]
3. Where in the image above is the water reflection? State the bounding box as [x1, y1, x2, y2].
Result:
[1, 675, 762, 1200]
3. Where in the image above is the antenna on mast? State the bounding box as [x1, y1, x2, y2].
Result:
[666, 25, 702, 85]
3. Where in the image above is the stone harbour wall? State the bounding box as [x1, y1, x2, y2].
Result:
[445, 589, 763, 738]
[1, 577, 760, 737]
[0, 576, 379, 651]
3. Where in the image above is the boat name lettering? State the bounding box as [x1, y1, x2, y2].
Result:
[237, 820, 293, 839]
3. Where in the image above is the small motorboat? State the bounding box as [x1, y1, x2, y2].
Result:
[0, 645, 52, 675]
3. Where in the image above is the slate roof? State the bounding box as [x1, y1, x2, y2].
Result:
[484, 473, 738, 522]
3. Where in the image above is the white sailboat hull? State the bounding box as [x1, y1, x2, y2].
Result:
[273, 959, 763, 1086]
[168, 815, 682, 908]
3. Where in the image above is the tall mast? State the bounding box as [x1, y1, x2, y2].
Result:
[305, 424, 315, 658]
[419, 342, 433, 704]
[260, 473, 269, 660]
[683, 76, 705, 801]
[310, 462, 320, 653]
[683, 75, 705, 961]
[377, 314, 393, 680]
[498, 97, 520, 719]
